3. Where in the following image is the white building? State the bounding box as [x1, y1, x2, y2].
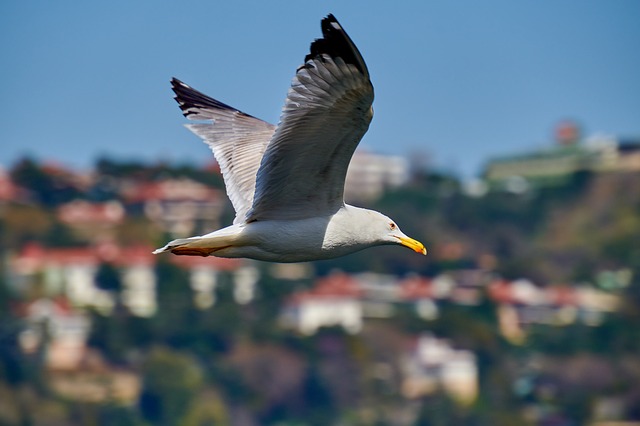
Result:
[344, 150, 410, 202]
[281, 273, 363, 335]
[10, 244, 115, 312]
[483, 122, 640, 188]
[10, 243, 251, 317]
[19, 298, 91, 371]
[401, 334, 478, 405]
[122, 178, 225, 238]
[121, 263, 157, 317]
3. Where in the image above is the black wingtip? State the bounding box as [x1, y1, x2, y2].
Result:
[170, 77, 249, 119]
[304, 14, 369, 77]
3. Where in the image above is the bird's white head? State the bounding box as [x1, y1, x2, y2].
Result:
[365, 210, 427, 255]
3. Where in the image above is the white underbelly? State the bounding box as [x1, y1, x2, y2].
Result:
[213, 216, 366, 263]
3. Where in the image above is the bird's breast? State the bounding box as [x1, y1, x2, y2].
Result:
[235, 214, 365, 262]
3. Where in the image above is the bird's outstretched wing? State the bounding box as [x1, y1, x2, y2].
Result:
[171, 78, 276, 223]
[247, 14, 374, 222]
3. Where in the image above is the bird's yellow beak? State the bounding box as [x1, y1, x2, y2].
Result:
[397, 236, 427, 255]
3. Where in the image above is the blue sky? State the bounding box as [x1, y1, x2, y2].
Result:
[1, 1, 639, 177]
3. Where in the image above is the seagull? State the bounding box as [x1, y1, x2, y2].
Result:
[153, 14, 426, 262]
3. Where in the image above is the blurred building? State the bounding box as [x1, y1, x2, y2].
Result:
[57, 200, 125, 239]
[282, 268, 622, 339]
[121, 178, 225, 237]
[15, 295, 141, 403]
[344, 150, 410, 202]
[401, 334, 478, 404]
[170, 255, 255, 307]
[18, 297, 91, 371]
[7, 243, 249, 317]
[9, 243, 116, 312]
[489, 277, 622, 343]
[483, 121, 640, 189]
[13, 245, 618, 340]
[281, 272, 363, 335]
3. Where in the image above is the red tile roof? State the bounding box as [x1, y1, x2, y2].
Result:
[287, 272, 363, 304]
[57, 200, 124, 225]
[399, 276, 434, 300]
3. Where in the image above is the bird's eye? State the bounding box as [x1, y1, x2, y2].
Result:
[389, 222, 396, 230]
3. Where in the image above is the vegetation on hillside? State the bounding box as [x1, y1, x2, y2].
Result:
[1, 157, 639, 425]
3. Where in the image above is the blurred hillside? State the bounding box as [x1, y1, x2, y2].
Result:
[1, 145, 640, 425]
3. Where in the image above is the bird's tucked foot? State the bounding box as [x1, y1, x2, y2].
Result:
[170, 245, 231, 257]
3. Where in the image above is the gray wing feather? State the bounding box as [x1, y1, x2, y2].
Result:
[247, 15, 374, 221]
[171, 78, 276, 223]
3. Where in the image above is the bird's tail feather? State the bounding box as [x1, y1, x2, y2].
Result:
[153, 233, 238, 257]
[152, 237, 195, 255]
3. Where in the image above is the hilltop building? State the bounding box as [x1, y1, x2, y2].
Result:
[483, 121, 640, 189]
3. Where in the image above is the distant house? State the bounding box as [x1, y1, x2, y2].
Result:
[401, 334, 478, 404]
[357, 272, 402, 318]
[57, 200, 125, 234]
[483, 143, 611, 188]
[398, 275, 439, 320]
[344, 150, 410, 202]
[8, 243, 251, 316]
[281, 268, 622, 341]
[282, 273, 363, 335]
[488, 278, 622, 342]
[169, 254, 251, 308]
[57, 200, 124, 224]
[18, 297, 91, 371]
[282, 270, 480, 334]
[482, 122, 640, 189]
[16, 297, 141, 403]
[120, 178, 225, 237]
[10, 243, 113, 311]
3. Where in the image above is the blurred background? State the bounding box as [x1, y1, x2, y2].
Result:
[1, 1, 640, 425]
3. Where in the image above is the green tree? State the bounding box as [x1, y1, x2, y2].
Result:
[152, 260, 196, 347]
[10, 157, 81, 206]
[139, 346, 204, 425]
[0, 272, 25, 386]
[95, 262, 123, 293]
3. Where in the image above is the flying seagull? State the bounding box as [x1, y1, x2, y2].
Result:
[153, 14, 426, 262]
